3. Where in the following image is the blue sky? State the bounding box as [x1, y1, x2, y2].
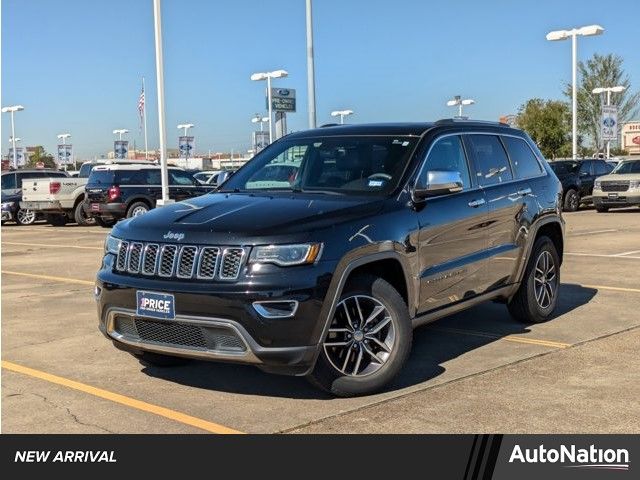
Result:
[2, 0, 638, 159]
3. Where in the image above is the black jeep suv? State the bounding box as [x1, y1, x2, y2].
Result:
[96, 120, 564, 396]
[548, 159, 613, 211]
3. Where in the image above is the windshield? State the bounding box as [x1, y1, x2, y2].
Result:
[221, 135, 419, 196]
[549, 161, 579, 175]
[612, 160, 640, 174]
[79, 163, 96, 178]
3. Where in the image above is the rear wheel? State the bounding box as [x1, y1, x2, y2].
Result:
[15, 208, 36, 225]
[135, 352, 190, 367]
[508, 236, 560, 323]
[45, 213, 67, 227]
[595, 205, 609, 213]
[74, 201, 95, 226]
[307, 274, 412, 397]
[127, 201, 150, 218]
[563, 189, 579, 212]
[95, 216, 116, 228]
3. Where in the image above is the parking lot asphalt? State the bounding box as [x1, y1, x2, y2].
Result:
[2, 207, 640, 434]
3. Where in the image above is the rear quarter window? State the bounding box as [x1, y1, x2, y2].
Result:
[502, 136, 543, 179]
[87, 170, 115, 185]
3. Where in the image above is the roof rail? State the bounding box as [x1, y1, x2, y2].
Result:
[434, 118, 511, 127]
[320, 123, 341, 128]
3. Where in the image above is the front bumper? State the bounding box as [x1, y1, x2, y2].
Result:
[592, 191, 640, 207]
[96, 255, 336, 375]
[20, 200, 64, 213]
[1, 210, 13, 221]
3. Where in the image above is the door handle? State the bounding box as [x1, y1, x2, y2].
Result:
[517, 188, 532, 196]
[468, 198, 486, 208]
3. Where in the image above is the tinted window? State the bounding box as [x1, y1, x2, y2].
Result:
[87, 170, 115, 185]
[420, 136, 471, 189]
[117, 168, 160, 185]
[578, 161, 592, 176]
[466, 135, 513, 186]
[169, 170, 195, 185]
[613, 160, 640, 174]
[502, 136, 542, 178]
[594, 161, 610, 176]
[79, 163, 95, 178]
[223, 136, 418, 196]
[549, 161, 579, 175]
[1, 173, 16, 190]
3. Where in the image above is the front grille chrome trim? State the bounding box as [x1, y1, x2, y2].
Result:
[141, 243, 160, 276]
[127, 242, 144, 274]
[158, 245, 178, 277]
[219, 247, 246, 280]
[196, 247, 221, 280]
[176, 245, 198, 279]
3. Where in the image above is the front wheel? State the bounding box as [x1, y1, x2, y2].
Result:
[563, 189, 579, 212]
[508, 236, 560, 323]
[16, 208, 36, 225]
[307, 274, 412, 397]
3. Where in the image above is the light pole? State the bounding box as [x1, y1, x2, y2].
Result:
[112, 129, 129, 140]
[57, 133, 71, 168]
[250, 69, 288, 144]
[306, 0, 317, 129]
[592, 85, 625, 159]
[153, 0, 170, 205]
[251, 115, 269, 132]
[2, 105, 25, 168]
[330, 109, 354, 124]
[446, 96, 475, 117]
[547, 24, 604, 159]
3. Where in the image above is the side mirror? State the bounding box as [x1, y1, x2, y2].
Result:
[413, 170, 464, 200]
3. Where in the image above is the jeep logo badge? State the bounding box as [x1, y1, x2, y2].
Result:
[163, 231, 185, 241]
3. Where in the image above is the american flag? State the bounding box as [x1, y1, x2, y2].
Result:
[137, 82, 145, 131]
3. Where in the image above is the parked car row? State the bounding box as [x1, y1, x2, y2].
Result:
[1, 162, 238, 227]
[548, 158, 640, 212]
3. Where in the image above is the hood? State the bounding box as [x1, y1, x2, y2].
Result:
[596, 173, 640, 182]
[113, 192, 384, 244]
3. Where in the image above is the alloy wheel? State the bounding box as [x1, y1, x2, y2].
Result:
[131, 206, 148, 217]
[533, 250, 557, 309]
[323, 295, 396, 377]
[17, 209, 36, 225]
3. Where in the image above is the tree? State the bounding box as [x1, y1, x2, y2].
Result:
[564, 53, 640, 151]
[516, 98, 573, 159]
[25, 146, 57, 169]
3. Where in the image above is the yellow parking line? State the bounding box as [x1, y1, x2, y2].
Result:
[2, 241, 102, 250]
[429, 326, 570, 349]
[1, 270, 94, 286]
[2, 360, 243, 434]
[582, 284, 640, 294]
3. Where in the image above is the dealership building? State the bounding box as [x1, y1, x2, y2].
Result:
[621, 121, 640, 155]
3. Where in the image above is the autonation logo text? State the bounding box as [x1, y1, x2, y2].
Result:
[509, 444, 630, 471]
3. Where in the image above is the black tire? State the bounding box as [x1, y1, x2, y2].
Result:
[45, 213, 67, 227]
[508, 236, 560, 324]
[563, 189, 579, 212]
[95, 216, 116, 228]
[135, 352, 191, 367]
[595, 205, 609, 213]
[306, 274, 412, 397]
[15, 208, 37, 226]
[74, 200, 95, 226]
[126, 201, 150, 218]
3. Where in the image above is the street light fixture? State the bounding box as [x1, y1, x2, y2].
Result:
[330, 109, 354, 124]
[250, 69, 288, 144]
[251, 115, 270, 132]
[446, 96, 475, 117]
[546, 24, 604, 159]
[2, 105, 25, 168]
[112, 129, 129, 140]
[592, 85, 626, 158]
[177, 123, 194, 136]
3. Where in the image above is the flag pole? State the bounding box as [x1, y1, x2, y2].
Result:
[143, 76, 149, 161]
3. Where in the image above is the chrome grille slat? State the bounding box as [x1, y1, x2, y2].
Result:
[177, 246, 198, 279]
[127, 242, 143, 273]
[197, 247, 220, 279]
[142, 244, 159, 275]
[113, 241, 245, 281]
[601, 181, 629, 192]
[159, 245, 178, 277]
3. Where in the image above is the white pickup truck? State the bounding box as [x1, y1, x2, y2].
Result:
[20, 160, 150, 226]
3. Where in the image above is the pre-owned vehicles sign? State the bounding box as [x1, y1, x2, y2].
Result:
[601, 105, 618, 141]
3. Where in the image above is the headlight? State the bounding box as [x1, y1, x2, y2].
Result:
[630, 180, 640, 190]
[249, 243, 322, 266]
[104, 235, 121, 255]
[594, 180, 601, 190]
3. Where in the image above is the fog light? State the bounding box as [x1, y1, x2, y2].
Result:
[252, 300, 299, 318]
